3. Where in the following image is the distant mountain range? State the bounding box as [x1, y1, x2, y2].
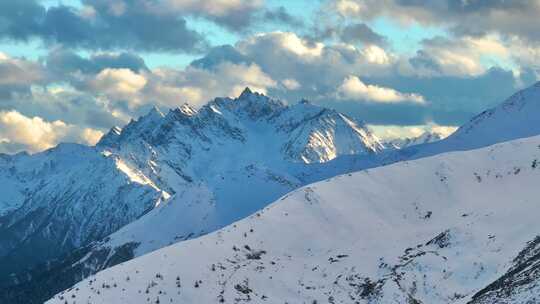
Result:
[384, 131, 445, 149]
[2, 81, 540, 303]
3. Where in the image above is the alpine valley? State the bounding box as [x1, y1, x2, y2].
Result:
[3, 81, 540, 303]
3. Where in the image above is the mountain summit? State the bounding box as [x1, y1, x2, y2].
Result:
[0, 90, 385, 303]
[9, 81, 540, 303]
[390, 81, 540, 161]
[98, 88, 383, 164]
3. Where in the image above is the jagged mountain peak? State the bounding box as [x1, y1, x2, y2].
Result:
[135, 106, 165, 128]
[97, 126, 122, 147]
[95, 90, 383, 164]
[239, 86, 254, 98]
[179, 103, 197, 116]
[204, 88, 286, 120]
[147, 105, 164, 117]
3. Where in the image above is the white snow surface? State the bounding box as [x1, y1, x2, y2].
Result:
[89, 89, 385, 258]
[0, 144, 162, 255]
[398, 81, 540, 160]
[48, 134, 540, 304]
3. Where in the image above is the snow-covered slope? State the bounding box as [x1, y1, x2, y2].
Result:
[89, 88, 383, 252]
[0, 144, 164, 280]
[47, 134, 540, 304]
[0, 89, 385, 302]
[449, 81, 540, 146]
[396, 81, 540, 160]
[82, 88, 383, 258]
[9, 81, 540, 303]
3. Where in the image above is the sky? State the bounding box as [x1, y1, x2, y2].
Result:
[0, 0, 539, 154]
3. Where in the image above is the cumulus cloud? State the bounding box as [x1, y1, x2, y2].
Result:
[0, 0, 206, 52]
[282, 79, 301, 90]
[369, 123, 458, 141]
[0, 0, 304, 53]
[362, 45, 391, 65]
[0, 27, 535, 155]
[0, 110, 103, 154]
[228, 31, 397, 99]
[326, 0, 540, 79]
[330, 0, 540, 42]
[240, 32, 325, 58]
[337, 75, 425, 104]
[262, 6, 304, 28]
[0, 48, 280, 138]
[405, 35, 510, 77]
[4, 1, 539, 155]
[0, 52, 49, 98]
[143, 62, 277, 108]
[188, 31, 534, 126]
[340, 23, 387, 46]
[146, 0, 264, 30]
[91, 68, 148, 103]
[46, 49, 148, 75]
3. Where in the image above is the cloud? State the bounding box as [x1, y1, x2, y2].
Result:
[146, 0, 264, 31]
[0, 48, 280, 139]
[330, 0, 540, 44]
[230, 31, 395, 95]
[91, 68, 148, 103]
[0, 0, 207, 52]
[0, 52, 48, 98]
[189, 31, 534, 127]
[262, 6, 304, 28]
[0, 83, 124, 132]
[406, 35, 510, 77]
[46, 49, 148, 75]
[340, 23, 387, 46]
[243, 32, 325, 58]
[337, 75, 426, 104]
[0, 27, 535, 156]
[0, 0, 301, 53]
[0, 110, 103, 154]
[362, 45, 391, 65]
[369, 123, 458, 140]
[142, 62, 277, 108]
[282, 78, 301, 90]
[190, 45, 251, 70]
[369, 67, 523, 117]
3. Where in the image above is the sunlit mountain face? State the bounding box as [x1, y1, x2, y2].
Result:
[1, 1, 540, 303]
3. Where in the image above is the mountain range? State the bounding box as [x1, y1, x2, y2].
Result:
[47, 131, 540, 304]
[385, 131, 445, 150]
[0, 88, 386, 303]
[2, 81, 540, 303]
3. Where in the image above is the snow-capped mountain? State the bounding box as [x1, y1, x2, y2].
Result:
[397, 81, 540, 159]
[6, 81, 540, 303]
[88, 88, 384, 259]
[46, 134, 540, 304]
[0, 144, 164, 280]
[385, 131, 446, 149]
[0, 88, 384, 302]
